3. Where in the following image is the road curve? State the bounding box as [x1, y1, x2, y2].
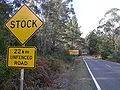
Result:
[83, 56, 120, 90]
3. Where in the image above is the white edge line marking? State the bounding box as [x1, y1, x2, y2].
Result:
[83, 58, 102, 90]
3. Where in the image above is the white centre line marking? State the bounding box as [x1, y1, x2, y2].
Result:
[83, 58, 102, 90]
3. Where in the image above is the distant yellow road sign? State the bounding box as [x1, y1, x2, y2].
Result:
[7, 47, 36, 68]
[5, 5, 43, 44]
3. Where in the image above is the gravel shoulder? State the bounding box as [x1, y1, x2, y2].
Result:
[51, 56, 97, 90]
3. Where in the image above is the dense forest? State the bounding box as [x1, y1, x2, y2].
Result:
[0, 0, 83, 89]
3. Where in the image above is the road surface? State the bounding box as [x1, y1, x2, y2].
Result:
[83, 55, 120, 90]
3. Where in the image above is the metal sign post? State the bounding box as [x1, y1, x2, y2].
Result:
[20, 68, 24, 90]
[20, 44, 25, 90]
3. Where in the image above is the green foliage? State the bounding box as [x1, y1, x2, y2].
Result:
[45, 50, 75, 63]
[55, 51, 75, 63]
[100, 37, 112, 59]
[86, 30, 100, 55]
[0, 58, 18, 85]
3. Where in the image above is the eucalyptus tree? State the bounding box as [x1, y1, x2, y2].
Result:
[98, 8, 120, 50]
[96, 8, 120, 59]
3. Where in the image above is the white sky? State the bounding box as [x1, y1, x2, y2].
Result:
[73, 0, 120, 38]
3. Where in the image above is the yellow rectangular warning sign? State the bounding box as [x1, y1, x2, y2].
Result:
[7, 47, 36, 68]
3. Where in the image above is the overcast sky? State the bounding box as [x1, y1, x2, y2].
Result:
[73, 0, 120, 38]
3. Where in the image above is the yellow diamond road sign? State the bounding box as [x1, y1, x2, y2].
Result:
[5, 5, 43, 44]
[7, 47, 36, 68]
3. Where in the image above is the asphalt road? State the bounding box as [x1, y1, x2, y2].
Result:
[83, 55, 120, 90]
